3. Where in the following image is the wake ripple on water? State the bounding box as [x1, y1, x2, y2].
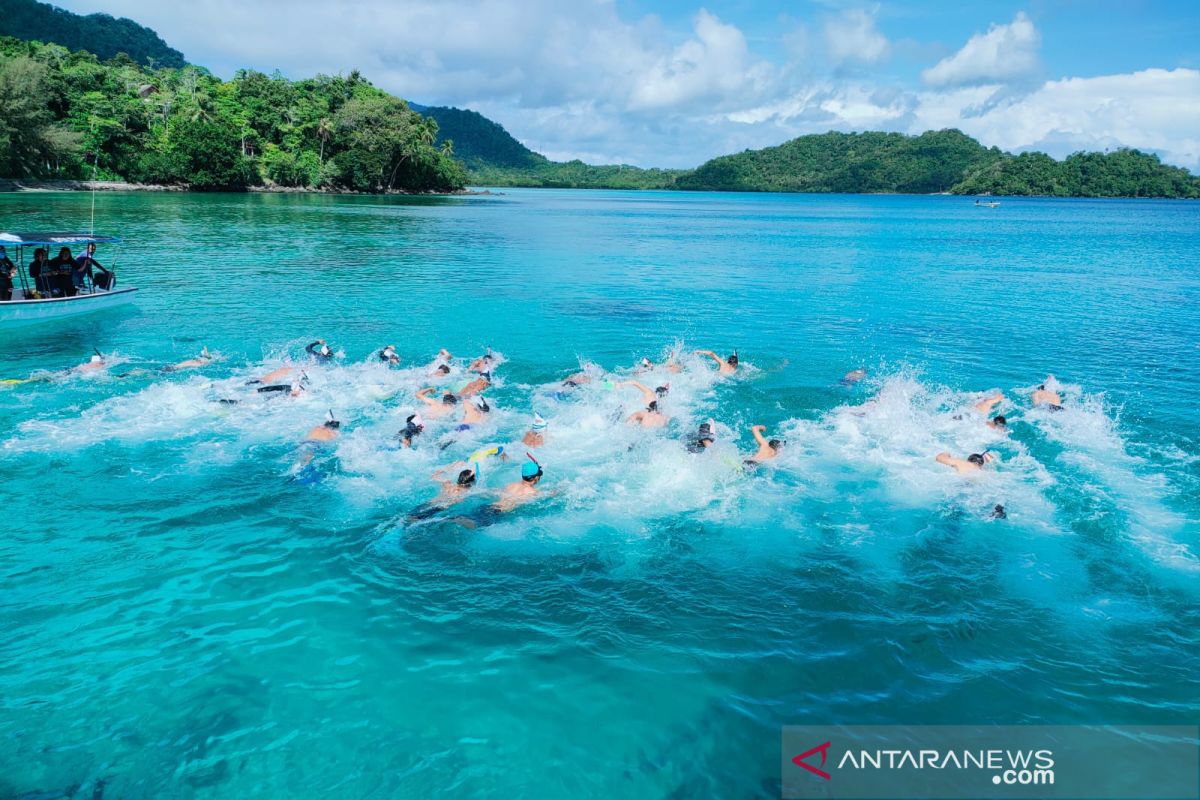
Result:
[5, 344, 1195, 596]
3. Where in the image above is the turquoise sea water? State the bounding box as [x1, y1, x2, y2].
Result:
[1, 189, 1198, 798]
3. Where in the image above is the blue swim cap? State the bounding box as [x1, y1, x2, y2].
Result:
[521, 459, 541, 479]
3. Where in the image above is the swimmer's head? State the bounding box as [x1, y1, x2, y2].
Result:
[89, 354, 103, 364]
[521, 455, 543, 483]
[992, 415, 1007, 428]
[531, 413, 548, 432]
[768, 438, 784, 451]
[325, 409, 340, 429]
[442, 393, 458, 405]
[480, 371, 492, 383]
[457, 469, 476, 487]
[406, 413, 425, 431]
[991, 504, 1007, 519]
[647, 400, 659, 412]
[967, 453, 984, 465]
[474, 396, 490, 413]
[436, 364, 450, 374]
[200, 347, 212, 359]
[655, 384, 669, 397]
[1037, 384, 1045, 391]
[640, 357, 652, 368]
[319, 344, 331, 356]
[728, 352, 738, 366]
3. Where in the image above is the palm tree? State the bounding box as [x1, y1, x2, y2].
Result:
[317, 117, 332, 163]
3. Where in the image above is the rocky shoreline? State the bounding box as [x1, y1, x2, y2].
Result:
[0, 178, 497, 196]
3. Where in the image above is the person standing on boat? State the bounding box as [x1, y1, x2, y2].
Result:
[72, 243, 102, 293]
[0, 247, 15, 301]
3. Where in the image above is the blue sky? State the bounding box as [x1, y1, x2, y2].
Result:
[58, 0, 1200, 170]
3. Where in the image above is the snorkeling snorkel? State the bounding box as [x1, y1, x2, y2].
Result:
[521, 452, 543, 482]
[324, 408, 341, 429]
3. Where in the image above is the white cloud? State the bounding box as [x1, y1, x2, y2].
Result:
[917, 68, 1200, 168]
[823, 8, 890, 66]
[627, 10, 772, 111]
[921, 12, 1040, 87]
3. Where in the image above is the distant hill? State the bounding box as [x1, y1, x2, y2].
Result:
[0, 0, 185, 67]
[676, 129, 1001, 194]
[949, 148, 1200, 198]
[413, 103, 682, 189]
[410, 104, 544, 170]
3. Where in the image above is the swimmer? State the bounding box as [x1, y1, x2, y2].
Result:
[459, 371, 490, 398]
[304, 410, 342, 443]
[990, 504, 1007, 520]
[393, 413, 424, 448]
[407, 462, 479, 521]
[686, 419, 718, 453]
[561, 362, 601, 388]
[257, 372, 307, 397]
[746, 424, 784, 463]
[840, 368, 867, 386]
[293, 410, 341, 471]
[468, 350, 495, 373]
[455, 453, 546, 529]
[621, 380, 670, 428]
[695, 349, 738, 375]
[974, 392, 1006, 415]
[1031, 377, 1063, 410]
[436, 348, 452, 363]
[935, 450, 996, 474]
[523, 412, 548, 447]
[78, 350, 107, 372]
[416, 387, 458, 418]
[618, 380, 669, 406]
[305, 339, 334, 362]
[165, 347, 212, 372]
[429, 363, 452, 378]
[378, 345, 400, 366]
[626, 399, 669, 428]
[987, 415, 1009, 433]
[461, 396, 491, 427]
[249, 365, 295, 385]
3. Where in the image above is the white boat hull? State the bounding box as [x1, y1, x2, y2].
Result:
[0, 287, 138, 328]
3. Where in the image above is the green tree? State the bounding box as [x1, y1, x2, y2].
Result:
[0, 54, 80, 176]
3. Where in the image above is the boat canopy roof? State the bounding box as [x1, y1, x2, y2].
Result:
[0, 232, 122, 247]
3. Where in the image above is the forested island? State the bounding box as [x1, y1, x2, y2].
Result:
[1, 0, 1197, 198]
[0, 36, 465, 192]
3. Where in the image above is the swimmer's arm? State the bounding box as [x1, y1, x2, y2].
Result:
[750, 425, 769, 447]
[973, 393, 1005, 414]
[694, 349, 721, 365]
[618, 380, 654, 403]
[935, 452, 964, 470]
[415, 388, 438, 406]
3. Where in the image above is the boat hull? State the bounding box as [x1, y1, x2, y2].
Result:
[0, 287, 138, 328]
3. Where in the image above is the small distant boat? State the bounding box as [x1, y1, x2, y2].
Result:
[0, 232, 137, 329]
[974, 199, 1000, 208]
